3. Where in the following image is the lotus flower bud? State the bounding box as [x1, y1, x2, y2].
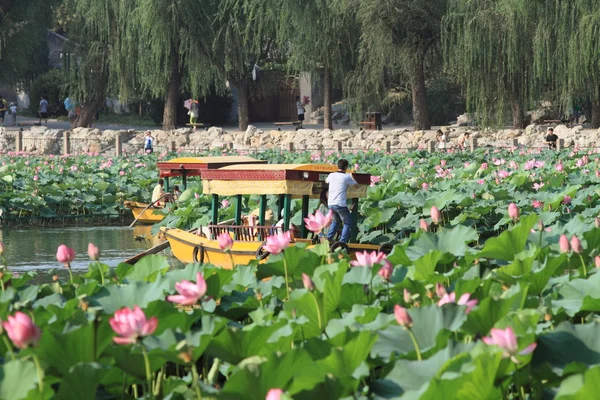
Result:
[430, 206, 441, 224]
[595, 256, 600, 269]
[508, 203, 519, 221]
[559, 235, 570, 253]
[435, 283, 447, 298]
[419, 219, 429, 232]
[538, 220, 544, 232]
[403, 288, 412, 303]
[0, 242, 4, 255]
[394, 305, 413, 328]
[596, 217, 600, 229]
[570, 236, 583, 254]
[87, 243, 100, 261]
[301, 273, 314, 291]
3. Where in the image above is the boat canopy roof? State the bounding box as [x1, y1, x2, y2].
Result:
[157, 156, 267, 178]
[201, 163, 371, 198]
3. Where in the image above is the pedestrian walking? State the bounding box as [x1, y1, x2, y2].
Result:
[9, 103, 17, 126]
[39, 96, 49, 125]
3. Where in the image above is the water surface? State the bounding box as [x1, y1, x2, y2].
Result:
[0, 225, 162, 271]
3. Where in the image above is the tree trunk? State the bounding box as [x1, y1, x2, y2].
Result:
[234, 79, 249, 131]
[73, 94, 104, 128]
[163, 58, 181, 131]
[411, 55, 430, 130]
[323, 68, 333, 130]
[510, 93, 525, 129]
[592, 99, 600, 129]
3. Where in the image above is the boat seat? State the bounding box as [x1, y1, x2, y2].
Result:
[208, 224, 283, 241]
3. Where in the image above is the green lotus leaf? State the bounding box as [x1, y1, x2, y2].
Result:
[0, 360, 40, 400]
[554, 364, 600, 399]
[476, 214, 538, 261]
[55, 363, 108, 400]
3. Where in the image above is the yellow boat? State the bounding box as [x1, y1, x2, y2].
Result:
[124, 201, 166, 224]
[124, 156, 267, 224]
[162, 163, 383, 268]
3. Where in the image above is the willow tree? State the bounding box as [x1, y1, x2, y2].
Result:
[0, 0, 58, 83]
[62, 0, 126, 128]
[444, 0, 538, 128]
[267, 0, 358, 129]
[534, 1, 600, 128]
[212, 0, 278, 131]
[345, 0, 446, 130]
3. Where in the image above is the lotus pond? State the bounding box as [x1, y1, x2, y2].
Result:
[2, 146, 600, 399]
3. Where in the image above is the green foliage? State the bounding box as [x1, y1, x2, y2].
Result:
[28, 70, 67, 117]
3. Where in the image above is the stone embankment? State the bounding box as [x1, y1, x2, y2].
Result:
[0, 123, 598, 155]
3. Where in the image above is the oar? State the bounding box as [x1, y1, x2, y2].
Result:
[129, 194, 169, 227]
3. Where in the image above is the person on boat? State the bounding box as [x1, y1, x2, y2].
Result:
[151, 179, 171, 206]
[326, 159, 357, 243]
[173, 185, 182, 201]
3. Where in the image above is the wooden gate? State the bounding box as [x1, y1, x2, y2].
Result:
[249, 86, 299, 122]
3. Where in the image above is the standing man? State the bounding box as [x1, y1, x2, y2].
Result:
[326, 159, 357, 243]
[0, 96, 7, 126]
[144, 131, 154, 153]
[545, 127, 558, 149]
[296, 96, 305, 128]
[39, 96, 49, 125]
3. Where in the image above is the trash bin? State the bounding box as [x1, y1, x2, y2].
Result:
[365, 112, 382, 130]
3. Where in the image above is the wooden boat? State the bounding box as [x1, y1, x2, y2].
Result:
[161, 163, 382, 268]
[124, 156, 267, 224]
[124, 201, 166, 224]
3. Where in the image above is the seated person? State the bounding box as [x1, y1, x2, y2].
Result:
[151, 179, 172, 206]
[545, 127, 558, 149]
[173, 185, 182, 201]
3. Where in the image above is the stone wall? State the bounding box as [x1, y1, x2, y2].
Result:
[2, 123, 599, 156]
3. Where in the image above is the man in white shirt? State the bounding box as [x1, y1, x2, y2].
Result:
[325, 159, 357, 243]
[39, 97, 49, 125]
[296, 96, 305, 128]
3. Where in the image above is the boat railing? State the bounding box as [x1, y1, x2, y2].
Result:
[208, 224, 283, 242]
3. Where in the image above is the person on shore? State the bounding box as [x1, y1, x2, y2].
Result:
[144, 131, 154, 154]
[0, 96, 7, 126]
[151, 179, 171, 206]
[189, 100, 199, 124]
[545, 127, 558, 149]
[436, 130, 447, 150]
[39, 96, 49, 125]
[326, 159, 357, 244]
[9, 103, 17, 126]
[296, 96, 305, 128]
[457, 132, 471, 150]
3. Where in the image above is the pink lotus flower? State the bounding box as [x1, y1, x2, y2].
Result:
[354, 163, 359, 171]
[119, 170, 125, 176]
[595, 256, 600, 268]
[477, 179, 485, 184]
[167, 272, 207, 306]
[403, 289, 412, 303]
[555, 163, 564, 172]
[394, 305, 413, 328]
[570, 236, 583, 254]
[431, 206, 441, 224]
[497, 170, 509, 179]
[56, 244, 75, 265]
[422, 182, 429, 190]
[533, 200, 543, 209]
[480, 162, 488, 170]
[370, 176, 381, 186]
[221, 199, 230, 208]
[88, 243, 100, 260]
[409, 160, 415, 168]
[266, 389, 284, 400]
[304, 210, 333, 234]
[559, 235, 570, 253]
[263, 231, 291, 255]
[302, 273, 314, 291]
[563, 196, 572, 205]
[508, 203, 519, 221]
[435, 283, 447, 298]
[33, 175, 38, 181]
[378, 262, 393, 281]
[217, 233, 233, 251]
[3, 312, 41, 349]
[419, 219, 429, 232]
[483, 327, 536, 363]
[194, 193, 200, 199]
[109, 306, 158, 345]
[437, 292, 478, 314]
[533, 182, 544, 191]
[350, 251, 387, 268]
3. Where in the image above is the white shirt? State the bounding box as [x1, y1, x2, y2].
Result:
[296, 101, 304, 115]
[326, 172, 357, 207]
[152, 184, 164, 203]
[39, 99, 48, 113]
[9, 106, 16, 114]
